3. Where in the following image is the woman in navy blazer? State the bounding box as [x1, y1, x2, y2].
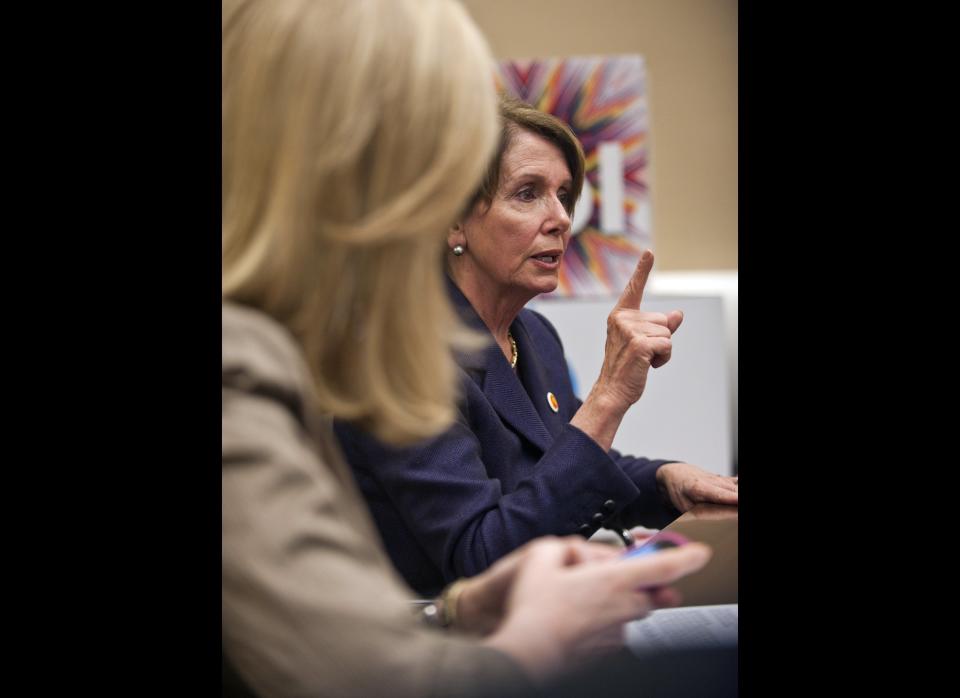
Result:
[335, 96, 738, 596]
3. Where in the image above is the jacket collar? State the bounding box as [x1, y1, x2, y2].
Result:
[447, 279, 553, 451]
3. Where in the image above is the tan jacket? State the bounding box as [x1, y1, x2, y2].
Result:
[222, 302, 528, 698]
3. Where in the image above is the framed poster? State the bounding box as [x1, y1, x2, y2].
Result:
[498, 55, 651, 298]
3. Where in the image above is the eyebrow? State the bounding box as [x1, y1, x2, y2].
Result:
[503, 170, 573, 189]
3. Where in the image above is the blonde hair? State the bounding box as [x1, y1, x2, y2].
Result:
[222, 0, 498, 445]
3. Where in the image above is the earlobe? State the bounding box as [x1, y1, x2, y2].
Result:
[447, 222, 466, 251]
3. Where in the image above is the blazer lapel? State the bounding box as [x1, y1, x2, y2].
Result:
[446, 279, 553, 451]
[481, 344, 553, 452]
[512, 317, 566, 438]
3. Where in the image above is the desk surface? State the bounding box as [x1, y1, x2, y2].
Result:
[661, 504, 737, 607]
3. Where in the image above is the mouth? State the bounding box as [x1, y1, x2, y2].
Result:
[530, 250, 563, 265]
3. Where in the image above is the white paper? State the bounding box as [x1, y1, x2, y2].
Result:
[625, 604, 738, 656]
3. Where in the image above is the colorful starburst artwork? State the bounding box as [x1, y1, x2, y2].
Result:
[498, 55, 651, 298]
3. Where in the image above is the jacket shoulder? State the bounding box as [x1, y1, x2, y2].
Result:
[222, 302, 313, 401]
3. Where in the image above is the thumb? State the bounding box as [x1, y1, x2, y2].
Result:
[667, 309, 684, 334]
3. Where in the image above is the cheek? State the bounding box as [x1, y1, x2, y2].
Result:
[486, 214, 528, 252]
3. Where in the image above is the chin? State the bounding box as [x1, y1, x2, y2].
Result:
[527, 277, 559, 297]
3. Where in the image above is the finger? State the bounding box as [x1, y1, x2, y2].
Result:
[615, 543, 712, 588]
[691, 483, 739, 505]
[522, 538, 573, 571]
[711, 487, 739, 504]
[649, 337, 672, 368]
[650, 349, 672, 369]
[697, 475, 739, 494]
[667, 310, 684, 334]
[633, 322, 672, 339]
[716, 477, 740, 493]
[634, 311, 670, 326]
[615, 249, 654, 310]
[566, 540, 622, 564]
[648, 586, 683, 609]
[557, 536, 623, 566]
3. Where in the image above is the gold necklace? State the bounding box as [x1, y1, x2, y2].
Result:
[508, 331, 518, 369]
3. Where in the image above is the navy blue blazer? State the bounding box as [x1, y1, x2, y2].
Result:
[334, 284, 681, 596]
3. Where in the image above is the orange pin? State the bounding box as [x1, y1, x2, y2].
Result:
[547, 392, 559, 413]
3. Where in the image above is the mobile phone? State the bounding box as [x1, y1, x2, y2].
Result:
[621, 531, 690, 559]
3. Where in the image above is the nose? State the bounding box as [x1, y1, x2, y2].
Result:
[545, 195, 571, 236]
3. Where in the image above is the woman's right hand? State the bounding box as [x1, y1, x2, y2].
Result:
[571, 250, 683, 452]
[482, 535, 711, 681]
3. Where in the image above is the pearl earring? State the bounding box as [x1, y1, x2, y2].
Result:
[452, 245, 465, 256]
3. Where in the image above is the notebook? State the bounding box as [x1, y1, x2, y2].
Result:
[658, 506, 738, 607]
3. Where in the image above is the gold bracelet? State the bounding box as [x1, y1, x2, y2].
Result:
[439, 578, 469, 629]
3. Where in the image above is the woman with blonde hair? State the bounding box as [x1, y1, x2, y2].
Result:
[222, 0, 711, 696]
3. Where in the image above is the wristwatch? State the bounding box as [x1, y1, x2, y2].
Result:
[410, 578, 468, 629]
[410, 599, 446, 629]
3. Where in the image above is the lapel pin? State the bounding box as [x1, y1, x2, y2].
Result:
[547, 392, 559, 413]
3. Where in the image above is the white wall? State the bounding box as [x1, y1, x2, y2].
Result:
[649, 271, 738, 471]
[529, 271, 738, 475]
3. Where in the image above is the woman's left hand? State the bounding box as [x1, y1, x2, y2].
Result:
[656, 462, 739, 512]
[454, 537, 620, 636]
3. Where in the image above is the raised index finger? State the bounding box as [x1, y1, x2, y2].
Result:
[616, 249, 654, 310]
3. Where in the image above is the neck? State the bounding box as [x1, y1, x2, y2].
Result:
[451, 271, 531, 362]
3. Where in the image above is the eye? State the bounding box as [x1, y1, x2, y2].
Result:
[557, 189, 570, 205]
[516, 187, 536, 202]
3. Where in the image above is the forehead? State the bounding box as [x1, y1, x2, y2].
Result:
[500, 129, 571, 183]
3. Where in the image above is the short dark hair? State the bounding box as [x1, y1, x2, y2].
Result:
[465, 94, 586, 218]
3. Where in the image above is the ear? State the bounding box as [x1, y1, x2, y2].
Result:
[447, 221, 466, 250]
